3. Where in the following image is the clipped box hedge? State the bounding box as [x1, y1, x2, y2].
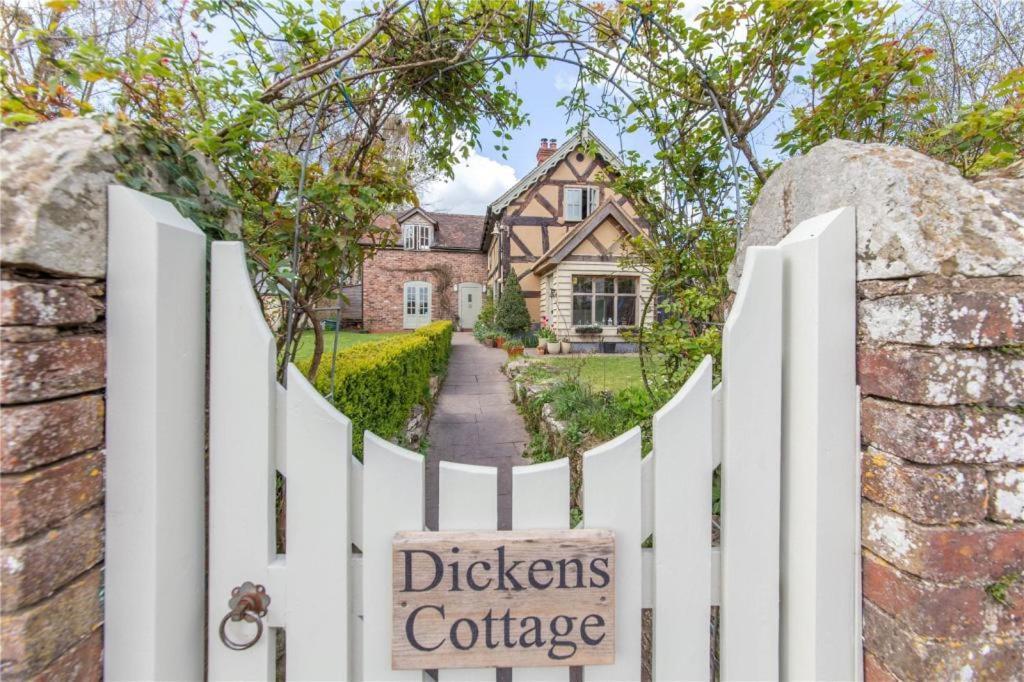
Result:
[300, 320, 453, 457]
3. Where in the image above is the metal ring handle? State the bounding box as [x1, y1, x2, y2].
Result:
[219, 610, 264, 651]
[218, 581, 271, 651]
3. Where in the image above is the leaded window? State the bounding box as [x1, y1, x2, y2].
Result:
[570, 275, 637, 326]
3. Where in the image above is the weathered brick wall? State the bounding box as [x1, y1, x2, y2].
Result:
[858, 274, 1024, 680]
[734, 141, 1023, 681]
[362, 248, 487, 331]
[0, 118, 232, 679]
[0, 278, 107, 679]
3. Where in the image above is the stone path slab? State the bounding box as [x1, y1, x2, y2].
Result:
[425, 332, 529, 529]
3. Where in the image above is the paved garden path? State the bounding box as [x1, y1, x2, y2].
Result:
[425, 331, 530, 530]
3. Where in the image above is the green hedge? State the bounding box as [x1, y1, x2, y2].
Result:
[299, 320, 453, 457]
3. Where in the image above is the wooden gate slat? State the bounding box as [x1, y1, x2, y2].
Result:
[105, 187, 206, 681]
[208, 241, 278, 682]
[719, 246, 783, 682]
[363, 434, 426, 682]
[285, 366, 351, 680]
[583, 428, 643, 682]
[437, 461, 499, 681]
[511, 460, 571, 682]
[652, 356, 713, 681]
[777, 207, 859, 681]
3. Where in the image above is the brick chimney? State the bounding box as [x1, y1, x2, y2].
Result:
[536, 137, 556, 165]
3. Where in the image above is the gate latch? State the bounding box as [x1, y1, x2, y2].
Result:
[218, 581, 271, 651]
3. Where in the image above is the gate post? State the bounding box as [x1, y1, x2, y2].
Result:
[105, 187, 207, 680]
[777, 207, 859, 680]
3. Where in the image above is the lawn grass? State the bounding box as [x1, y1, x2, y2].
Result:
[293, 329, 399, 363]
[526, 355, 643, 393]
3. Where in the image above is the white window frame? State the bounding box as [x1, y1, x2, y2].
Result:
[564, 186, 599, 222]
[403, 280, 432, 328]
[402, 223, 432, 250]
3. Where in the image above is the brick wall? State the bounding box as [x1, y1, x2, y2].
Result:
[0, 118, 232, 680]
[0, 276, 106, 679]
[858, 274, 1024, 680]
[362, 248, 487, 331]
[733, 142, 1023, 681]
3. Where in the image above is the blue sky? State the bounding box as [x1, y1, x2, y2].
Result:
[420, 61, 659, 215]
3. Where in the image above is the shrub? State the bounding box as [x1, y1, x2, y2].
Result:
[472, 321, 489, 342]
[494, 270, 531, 336]
[415, 320, 454, 373]
[478, 289, 496, 327]
[299, 320, 453, 457]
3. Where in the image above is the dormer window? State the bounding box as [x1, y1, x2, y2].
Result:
[403, 223, 432, 250]
[564, 186, 599, 222]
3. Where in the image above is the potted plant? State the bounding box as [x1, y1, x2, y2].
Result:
[505, 341, 524, 358]
[495, 335, 506, 349]
[540, 327, 560, 354]
[560, 336, 572, 354]
[483, 330, 496, 348]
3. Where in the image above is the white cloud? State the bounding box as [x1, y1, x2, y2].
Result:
[420, 148, 518, 215]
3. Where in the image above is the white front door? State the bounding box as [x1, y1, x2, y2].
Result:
[457, 283, 483, 330]
[403, 281, 431, 329]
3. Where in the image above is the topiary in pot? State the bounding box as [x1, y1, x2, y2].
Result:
[494, 270, 531, 337]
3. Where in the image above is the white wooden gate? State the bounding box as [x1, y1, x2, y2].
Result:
[104, 186, 860, 681]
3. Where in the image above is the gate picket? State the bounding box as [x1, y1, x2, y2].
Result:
[583, 428, 643, 682]
[652, 356, 713, 681]
[511, 460, 571, 682]
[208, 242, 278, 681]
[175, 205, 857, 682]
[363, 434, 426, 682]
[285, 366, 352, 680]
[437, 461, 499, 681]
[719, 246, 783, 681]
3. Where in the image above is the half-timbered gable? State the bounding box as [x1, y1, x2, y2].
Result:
[483, 128, 650, 342]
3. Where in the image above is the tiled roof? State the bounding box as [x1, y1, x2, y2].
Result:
[425, 211, 487, 250]
[371, 209, 486, 250]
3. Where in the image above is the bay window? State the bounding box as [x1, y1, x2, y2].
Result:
[571, 275, 637, 326]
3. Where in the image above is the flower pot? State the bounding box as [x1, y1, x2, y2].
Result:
[560, 340, 572, 354]
[546, 341, 560, 354]
[506, 347, 523, 358]
[483, 338, 494, 347]
[496, 337, 506, 349]
[536, 345, 547, 355]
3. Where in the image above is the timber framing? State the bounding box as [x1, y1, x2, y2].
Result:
[532, 201, 642, 277]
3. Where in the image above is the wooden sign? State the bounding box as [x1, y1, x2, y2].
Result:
[391, 529, 615, 669]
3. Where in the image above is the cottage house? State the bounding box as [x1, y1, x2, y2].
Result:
[351, 128, 651, 347]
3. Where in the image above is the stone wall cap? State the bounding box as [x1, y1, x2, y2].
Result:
[729, 140, 1024, 289]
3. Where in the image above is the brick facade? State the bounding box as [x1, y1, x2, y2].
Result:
[0, 277, 106, 679]
[858, 273, 1024, 681]
[362, 248, 487, 331]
